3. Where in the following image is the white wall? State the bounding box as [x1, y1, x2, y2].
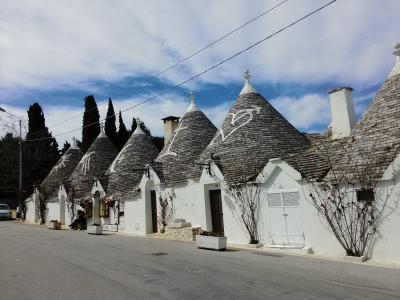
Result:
[120, 178, 156, 235]
[366, 178, 400, 264]
[261, 167, 343, 255]
[199, 166, 248, 244]
[47, 200, 61, 224]
[104, 160, 400, 264]
[25, 192, 38, 224]
[121, 173, 213, 235]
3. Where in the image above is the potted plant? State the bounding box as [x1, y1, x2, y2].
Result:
[48, 220, 61, 230]
[196, 231, 227, 251]
[88, 223, 103, 235]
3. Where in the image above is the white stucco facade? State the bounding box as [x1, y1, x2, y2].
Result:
[25, 192, 38, 224]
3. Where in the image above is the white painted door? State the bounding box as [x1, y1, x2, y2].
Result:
[267, 191, 305, 247]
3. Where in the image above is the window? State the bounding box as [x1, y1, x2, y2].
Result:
[356, 189, 375, 205]
[0, 204, 10, 210]
[267, 193, 281, 207]
[99, 201, 109, 217]
[267, 192, 300, 207]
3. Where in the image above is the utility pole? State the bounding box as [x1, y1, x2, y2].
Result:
[18, 119, 23, 219]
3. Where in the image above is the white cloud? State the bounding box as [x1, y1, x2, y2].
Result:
[0, 0, 399, 96]
[270, 94, 331, 131]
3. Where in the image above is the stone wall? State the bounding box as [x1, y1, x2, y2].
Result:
[156, 226, 202, 242]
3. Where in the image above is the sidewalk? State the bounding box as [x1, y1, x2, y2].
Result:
[15, 220, 400, 270]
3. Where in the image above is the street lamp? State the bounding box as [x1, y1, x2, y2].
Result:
[0, 107, 23, 219]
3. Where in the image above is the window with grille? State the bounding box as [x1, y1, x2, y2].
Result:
[267, 193, 282, 207]
[356, 189, 375, 205]
[268, 191, 300, 207]
[99, 201, 109, 217]
[282, 192, 299, 206]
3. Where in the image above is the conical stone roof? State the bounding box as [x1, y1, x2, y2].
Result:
[200, 72, 310, 183]
[324, 45, 400, 182]
[40, 140, 83, 200]
[107, 126, 160, 199]
[330, 73, 400, 181]
[69, 130, 118, 200]
[155, 94, 217, 185]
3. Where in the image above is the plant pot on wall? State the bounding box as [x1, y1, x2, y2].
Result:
[48, 220, 61, 230]
[88, 224, 103, 235]
[196, 234, 227, 251]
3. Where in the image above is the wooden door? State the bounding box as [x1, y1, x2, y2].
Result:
[267, 192, 305, 247]
[209, 189, 224, 236]
[150, 190, 158, 233]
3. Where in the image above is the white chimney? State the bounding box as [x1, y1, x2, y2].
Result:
[162, 116, 180, 144]
[329, 87, 356, 139]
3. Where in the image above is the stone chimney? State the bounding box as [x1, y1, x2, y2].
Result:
[162, 116, 180, 144]
[329, 87, 356, 139]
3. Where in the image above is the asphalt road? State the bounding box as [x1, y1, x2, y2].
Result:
[1, 221, 399, 300]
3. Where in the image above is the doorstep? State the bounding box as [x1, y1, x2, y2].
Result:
[228, 243, 400, 270]
[228, 243, 313, 255]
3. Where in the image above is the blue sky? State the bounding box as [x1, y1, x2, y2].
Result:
[0, 0, 399, 145]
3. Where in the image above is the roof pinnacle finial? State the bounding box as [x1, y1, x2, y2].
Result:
[99, 121, 106, 138]
[240, 69, 258, 95]
[244, 69, 251, 81]
[71, 137, 79, 149]
[190, 91, 195, 104]
[133, 117, 145, 135]
[389, 42, 400, 78]
[186, 91, 199, 113]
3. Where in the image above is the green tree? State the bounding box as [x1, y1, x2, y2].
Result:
[60, 141, 71, 155]
[151, 136, 164, 151]
[105, 98, 117, 147]
[131, 116, 151, 136]
[81, 95, 100, 153]
[117, 111, 129, 149]
[25, 102, 60, 195]
[0, 133, 19, 201]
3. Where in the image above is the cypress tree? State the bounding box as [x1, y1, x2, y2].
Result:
[0, 133, 20, 202]
[60, 141, 71, 155]
[151, 136, 164, 151]
[105, 98, 117, 147]
[25, 102, 60, 194]
[81, 95, 100, 153]
[117, 111, 129, 149]
[131, 116, 151, 136]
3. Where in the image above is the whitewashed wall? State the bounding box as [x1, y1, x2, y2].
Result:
[199, 168, 248, 244]
[47, 200, 60, 223]
[25, 192, 38, 223]
[120, 175, 157, 235]
[365, 177, 400, 264]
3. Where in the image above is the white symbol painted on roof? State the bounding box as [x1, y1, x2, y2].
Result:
[80, 151, 95, 175]
[158, 120, 188, 159]
[109, 144, 132, 173]
[209, 105, 262, 146]
[51, 153, 71, 174]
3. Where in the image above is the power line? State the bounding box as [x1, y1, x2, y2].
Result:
[26, 0, 338, 142]
[33, 0, 290, 133]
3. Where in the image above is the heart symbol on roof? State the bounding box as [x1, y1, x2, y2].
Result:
[210, 105, 262, 145]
